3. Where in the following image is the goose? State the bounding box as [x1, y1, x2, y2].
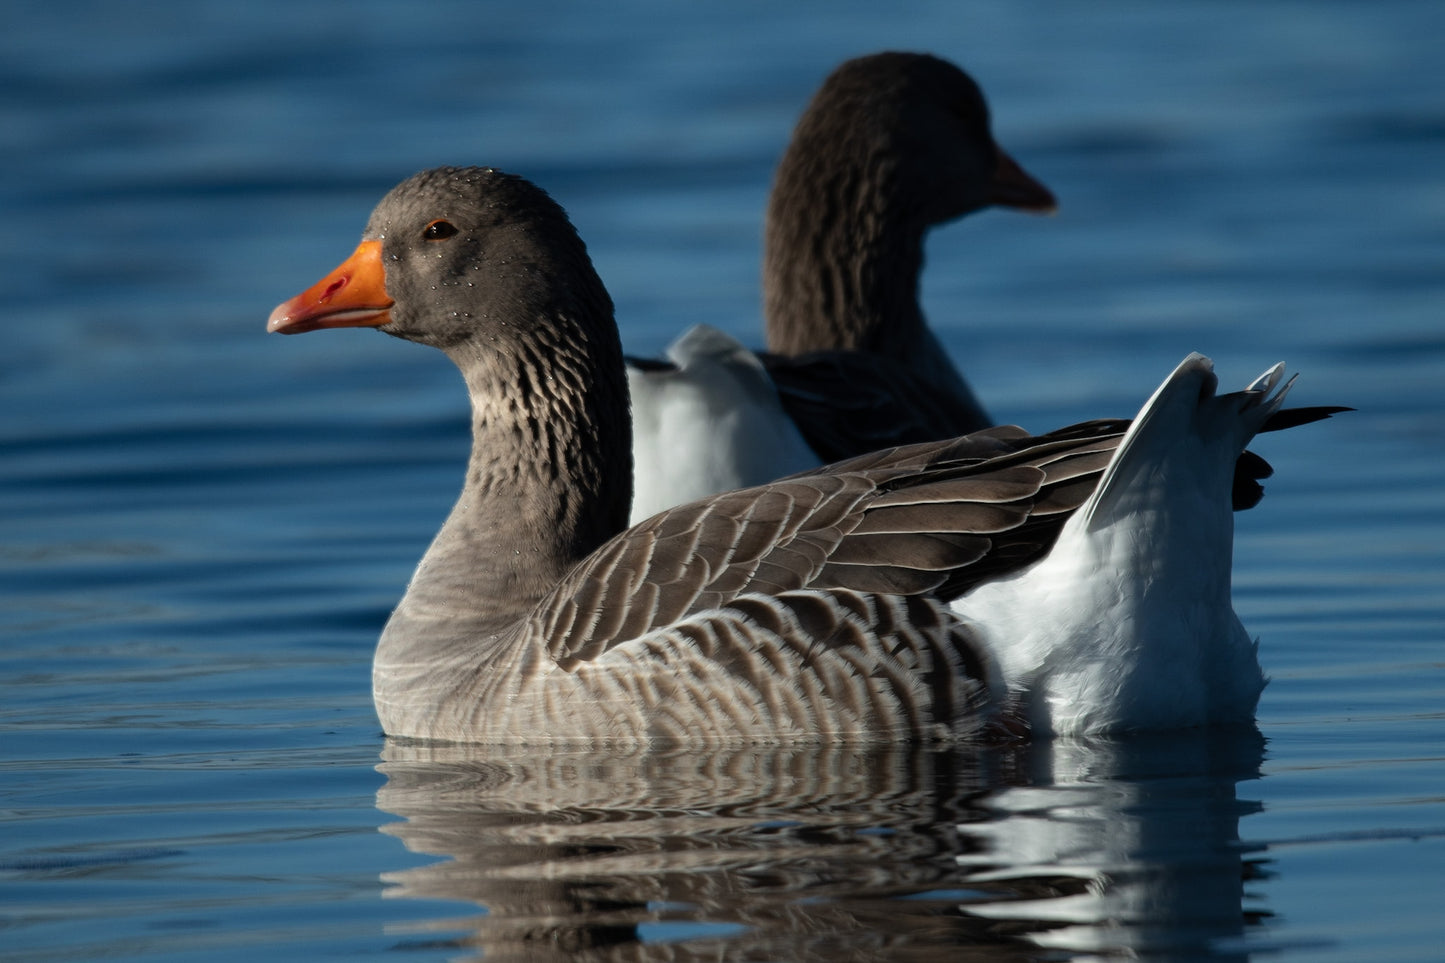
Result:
[626, 52, 1057, 522]
[267, 166, 1342, 744]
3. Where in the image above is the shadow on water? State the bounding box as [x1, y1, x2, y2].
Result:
[376, 729, 1268, 961]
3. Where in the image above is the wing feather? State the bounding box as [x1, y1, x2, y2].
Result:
[533, 419, 1133, 667]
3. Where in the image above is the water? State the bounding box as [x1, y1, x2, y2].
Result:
[2, 1, 1443, 959]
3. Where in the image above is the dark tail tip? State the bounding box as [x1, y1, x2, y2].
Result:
[1262, 405, 1353, 433]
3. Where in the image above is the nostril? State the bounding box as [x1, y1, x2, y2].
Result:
[320, 277, 347, 304]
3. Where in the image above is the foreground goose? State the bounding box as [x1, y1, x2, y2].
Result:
[627, 52, 1056, 521]
[269, 166, 1341, 744]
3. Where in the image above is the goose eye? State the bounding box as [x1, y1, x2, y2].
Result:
[423, 220, 458, 241]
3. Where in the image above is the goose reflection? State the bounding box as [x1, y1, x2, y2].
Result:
[376, 731, 1266, 961]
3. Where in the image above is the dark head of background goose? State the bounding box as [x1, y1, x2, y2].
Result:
[763, 51, 1055, 364]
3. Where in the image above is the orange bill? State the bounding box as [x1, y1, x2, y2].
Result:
[267, 239, 394, 334]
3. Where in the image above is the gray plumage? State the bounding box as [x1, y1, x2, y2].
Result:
[761, 52, 1057, 457]
[268, 165, 1342, 744]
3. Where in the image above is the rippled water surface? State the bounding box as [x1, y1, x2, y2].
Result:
[3, 1, 1443, 960]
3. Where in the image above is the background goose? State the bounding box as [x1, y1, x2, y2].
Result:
[268, 166, 1341, 744]
[627, 52, 1057, 522]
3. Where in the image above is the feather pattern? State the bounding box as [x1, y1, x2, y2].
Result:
[269, 166, 1344, 745]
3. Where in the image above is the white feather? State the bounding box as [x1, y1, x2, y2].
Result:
[627, 325, 819, 524]
[953, 354, 1284, 736]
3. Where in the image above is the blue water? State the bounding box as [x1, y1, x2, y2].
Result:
[3, 1, 1443, 960]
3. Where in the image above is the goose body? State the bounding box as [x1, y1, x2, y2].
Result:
[268, 166, 1340, 744]
[625, 52, 1056, 522]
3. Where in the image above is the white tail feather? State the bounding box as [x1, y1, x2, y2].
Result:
[955, 355, 1281, 736]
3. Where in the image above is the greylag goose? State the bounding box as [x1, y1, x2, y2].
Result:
[268, 166, 1342, 743]
[627, 52, 1056, 522]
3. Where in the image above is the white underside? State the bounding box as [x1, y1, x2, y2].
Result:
[952, 354, 1281, 736]
[627, 325, 820, 524]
